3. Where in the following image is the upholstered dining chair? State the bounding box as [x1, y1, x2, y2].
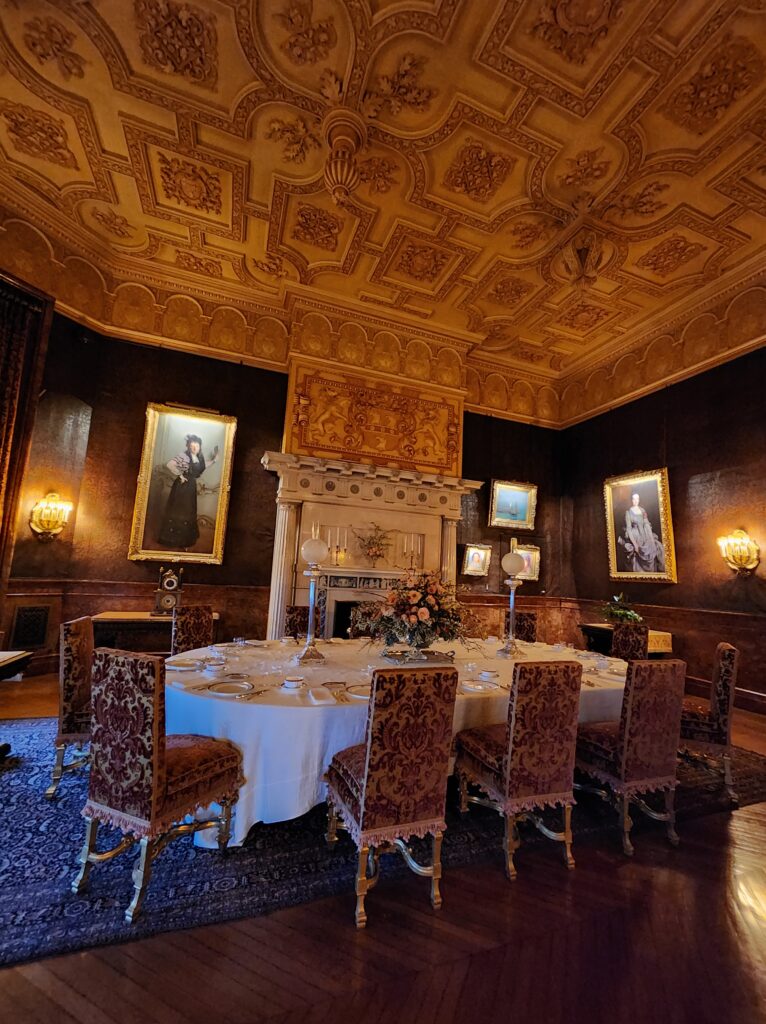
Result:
[504, 610, 538, 643]
[171, 604, 214, 655]
[576, 659, 686, 856]
[72, 648, 244, 922]
[611, 622, 649, 661]
[679, 643, 740, 805]
[46, 617, 94, 800]
[284, 604, 309, 640]
[455, 660, 582, 880]
[324, 666, 459, 928]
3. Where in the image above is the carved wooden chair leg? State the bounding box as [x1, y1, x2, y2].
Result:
[217, 798, 233, 853]
[664, 789, 680, 847]
[71, 817, 99, 893]
[430, 830, 443, 910]
[620, 796, 634, 857]
[126, 836, 156, 923]
[45, 744, 66, 800]
[723, 753, 739, 806]
[355, 844, 370, 929]
[563, 804, 575, 870]
[457, 772, 469, 815]
[326, 801, 339, 845]
[503, 813, 520, 881]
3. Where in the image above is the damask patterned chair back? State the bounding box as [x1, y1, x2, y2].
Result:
[171, 605, 214, 655]
[708, 642, 739, 746]
[503, 661, 582, 808]
[358, 667, 459, 846]
[617, 660, 686, 787]
[611, 622, 649, 661]
[58, 616, 94, 744]
[284, 604, 309, 640]
[504, 610, 538, 643]
[84, 649, 167, 833]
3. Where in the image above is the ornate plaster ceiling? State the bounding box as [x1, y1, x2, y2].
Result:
[0, 0, 765, 426]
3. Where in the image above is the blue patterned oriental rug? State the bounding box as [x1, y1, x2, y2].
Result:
[2, 717, 766, 968]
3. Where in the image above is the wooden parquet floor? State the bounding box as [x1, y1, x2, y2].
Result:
[2, 676, 766, 1023]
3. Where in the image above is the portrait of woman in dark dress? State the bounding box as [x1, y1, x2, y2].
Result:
[158, 434, 218, 550]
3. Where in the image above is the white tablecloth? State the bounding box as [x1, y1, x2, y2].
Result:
[165, 638, 627, 847]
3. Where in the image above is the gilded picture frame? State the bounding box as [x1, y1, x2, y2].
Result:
[128, 403, 237, 564]
[488, 479, 538, 530]
[462, 543, 492, 576]
[604, 468, 677, 583]
[514, 544, 541, 582]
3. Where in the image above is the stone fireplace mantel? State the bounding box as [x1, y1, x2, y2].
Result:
[261, 451, 482, 639]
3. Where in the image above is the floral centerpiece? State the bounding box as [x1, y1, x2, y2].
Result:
[601, 592, 643, 624]
[354, 571, 470, 655]
[352, 522, 391, 568]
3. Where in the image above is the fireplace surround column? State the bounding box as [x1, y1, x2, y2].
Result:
[440, 517, 458, 584]
[266, 498, 301, 640]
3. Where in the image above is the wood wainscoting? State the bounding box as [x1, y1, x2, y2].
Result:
[3, 578, 272, 675]
[460, 594, 765, 714]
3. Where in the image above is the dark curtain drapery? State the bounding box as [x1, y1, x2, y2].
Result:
[0, 271, 53, 638]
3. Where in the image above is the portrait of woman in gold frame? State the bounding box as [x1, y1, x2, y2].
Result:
[514, 544, 541, 582]
[488, 479, 538, 530]
[462, 543, 492, 577]
[128, 403, 237, 564]
[603, 468, 677, 583]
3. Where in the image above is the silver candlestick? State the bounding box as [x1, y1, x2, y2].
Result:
[297, 535, 329, 665]
[497, 544, 527, 658]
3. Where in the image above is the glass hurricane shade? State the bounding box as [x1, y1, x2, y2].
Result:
[501, 550, 526, 577]
[301, 536, 329, 565]
[29, 492, 73, 540]
[717, 529, 760, 575]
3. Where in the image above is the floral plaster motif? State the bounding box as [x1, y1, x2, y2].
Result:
[395, 242, 449, 283]
[487, 276, 534, 306]
[443, 138, 514, 202]
[292, 203, 344, 250]
[134, 0, 218, 89]
[557, 301, 611, 332]
[636, 235, 707, 276]
[23, 17, 86, 79]
[660, 36, 764, 135]
[0, 101, 78, 168]
[606, 181, 669, 219]
[157, 153, 223, 214]
[273, 1, 337, 65]
[92, 207, 134, 238]
[530, 0, 625, 64]
[557, 148, 610, 188]
[175, 249, 223, 276]
[359, 157, 399, 194]
[265, 116, 321, 163]
[508, 219, 552, 250]
[363, 53, 437, 117]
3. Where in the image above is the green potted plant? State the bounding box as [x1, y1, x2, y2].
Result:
[601, 592, 643, 624]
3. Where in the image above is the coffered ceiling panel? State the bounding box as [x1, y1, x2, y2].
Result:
[0, 0, 764, 427]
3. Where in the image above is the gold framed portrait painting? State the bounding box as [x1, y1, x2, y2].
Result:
[604, 468, 677, 583]
[514, 544, 541, 582]
[488, 479, 538, 530]
[462, 543, 492, 576]
[128, 403, 237, 564]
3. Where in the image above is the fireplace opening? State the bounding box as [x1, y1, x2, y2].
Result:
[332, 600, 363, 639]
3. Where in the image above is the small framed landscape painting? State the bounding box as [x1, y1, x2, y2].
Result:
[603, 468, 677, 583]
[462, 543, 492, 576]
[128, 403, 237, 564]
[488, 479, 538, 530]
[515, 544, 541, 582]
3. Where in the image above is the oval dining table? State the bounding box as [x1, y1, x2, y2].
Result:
[164, 637, 628, 848]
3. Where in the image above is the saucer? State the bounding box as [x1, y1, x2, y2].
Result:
[346, 685, 371, 700]
[461, 678, 499, 693]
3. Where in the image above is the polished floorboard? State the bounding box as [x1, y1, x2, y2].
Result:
[2, 676, 766, 1023]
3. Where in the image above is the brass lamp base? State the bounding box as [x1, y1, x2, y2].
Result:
[497, 640, 523, 658]
[296, 643, 325, 664]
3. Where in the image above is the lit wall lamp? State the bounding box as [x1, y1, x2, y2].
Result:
[29, 492, 73, 542]
[717, 529, 760, 576]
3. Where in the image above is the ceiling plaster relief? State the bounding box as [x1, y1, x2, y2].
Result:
[0, 1, 763, 427]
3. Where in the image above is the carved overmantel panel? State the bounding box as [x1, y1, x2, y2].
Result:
[261, 450, 481, 639]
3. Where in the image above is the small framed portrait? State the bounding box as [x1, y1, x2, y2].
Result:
[514, 544, 540, 581]
[128, 403, 237, 564]
[462, 543, 492, 577]
[603, 468, 677, 583]
[489, 479, 538, 530]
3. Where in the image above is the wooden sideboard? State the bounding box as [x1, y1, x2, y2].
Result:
[92, 611, 220, 654]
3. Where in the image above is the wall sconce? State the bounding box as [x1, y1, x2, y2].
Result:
[717, 529, 760, 576]
[29, 492, 73, 542]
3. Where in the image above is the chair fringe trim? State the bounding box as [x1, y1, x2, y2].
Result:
[56, 732, 90, 746]
[83, 777, 242, 839]
[327, 792, 445, 849]
[575, 763, 677, 798]
[459, 764, 574, 814]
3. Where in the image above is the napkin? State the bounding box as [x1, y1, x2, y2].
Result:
[308, 686, 336, 705]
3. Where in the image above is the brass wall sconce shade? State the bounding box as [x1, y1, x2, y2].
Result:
[29, 492, 73, 542]
[717, 529, 760, 576]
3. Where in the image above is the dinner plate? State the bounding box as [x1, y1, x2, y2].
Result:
[207, 680, 253, 696]
[165, 658, 201, 671]
[245, 640, 267, 647]
[346, 684, 371, 700]
[211, 642, 241, 650]
[461, 678, 500, 693]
